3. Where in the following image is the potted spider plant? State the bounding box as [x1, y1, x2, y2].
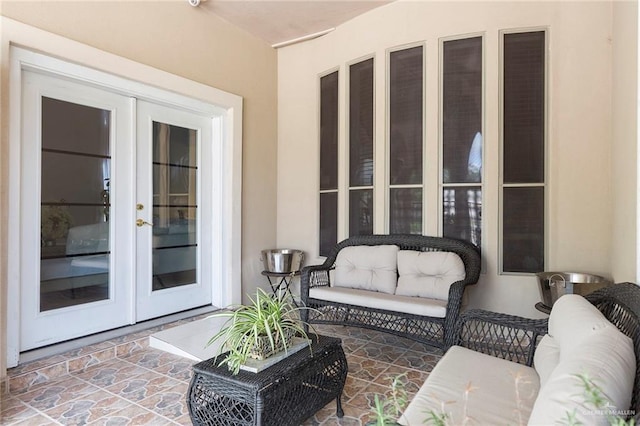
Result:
[207, 287, 314, 374]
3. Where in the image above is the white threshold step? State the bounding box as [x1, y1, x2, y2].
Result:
[150, 313, 229, 362]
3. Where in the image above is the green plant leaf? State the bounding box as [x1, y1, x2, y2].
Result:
[205, 287, 316, 374]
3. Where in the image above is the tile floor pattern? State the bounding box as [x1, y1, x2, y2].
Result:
[1, 320, 443, 425]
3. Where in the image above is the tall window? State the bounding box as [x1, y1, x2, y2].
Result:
[502, 31, 546, 273]
[441, 36, 483, 248]
[389, 46, 424, 234]
[349, 58, 374, 237]
[319, 71, 339, 256]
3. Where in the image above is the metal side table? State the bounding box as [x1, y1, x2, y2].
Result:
[261, 270, 299, 301]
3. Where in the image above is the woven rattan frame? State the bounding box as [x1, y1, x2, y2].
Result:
[455, 282, 640, 422]
[300, 234, 481, 349]
[586, 282, 640, 421]
[456, 309, 548, 366]
[187, 335, 347, 426]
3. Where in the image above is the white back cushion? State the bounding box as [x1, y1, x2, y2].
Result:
[548, 294, 613, 353]
[529, 295, 635, 425]
[334, 245, 399, 294]
[395, 251, 465, 301]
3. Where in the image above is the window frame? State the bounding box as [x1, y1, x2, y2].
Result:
[385, 41, 427, 235]
[346, 54, 376, 238]
[438, 33, 486, 254]
[317, 67, 341, 257]
[498, 27, 550, 275]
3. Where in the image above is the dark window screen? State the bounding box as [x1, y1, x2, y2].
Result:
[442, 37, 482, 251]
[319, 192, 338, 257]
[442, 37, 483, 184]
[443, 187, 482, 247]
[390, 46, 423, 185]
[390, 188, 422, 234]
[502, 31, 546, 273]
[349, 189, 373, 237]
[349, 58, 374, 187]
[503, 187, 545, 273]
[319, 71, 339, 257]
[320, 72, 339, 191]
[503, 31, 545, 184]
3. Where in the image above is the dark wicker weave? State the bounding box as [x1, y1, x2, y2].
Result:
[455, 282, 640, 422]
[187, 335, 347, 426]
[586, 282, 640, 421]
[456, 309, 548, 366]
[300, 234, 481, 349]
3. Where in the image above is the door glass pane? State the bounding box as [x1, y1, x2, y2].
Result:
[40, 97, 111, 311]
[390, 46, 423, 185]
[152, 122, 198, 290]
[442, 187, 482, 247]
[389, 188, 422, 234]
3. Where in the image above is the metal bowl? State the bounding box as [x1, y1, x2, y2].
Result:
[261, 249, 304, 273]
[536, 271, 612, 308]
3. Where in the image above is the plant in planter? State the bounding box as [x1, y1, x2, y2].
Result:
[367, 374, 409, 426]
[207, 287, 315, 374]
[41, 201, 73, 244]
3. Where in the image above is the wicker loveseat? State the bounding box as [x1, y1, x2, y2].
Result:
[400, 283, 640, 425]
[300, 234, 481, 350]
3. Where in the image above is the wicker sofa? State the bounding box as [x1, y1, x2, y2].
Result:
[400, 283, 640, 425]
[300, 234, 481, 350]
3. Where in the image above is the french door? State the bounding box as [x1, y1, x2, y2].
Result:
[20, 70, 213, 351]
[135, 100, 213, 321]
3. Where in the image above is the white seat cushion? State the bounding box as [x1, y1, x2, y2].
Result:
[334, 245, 399, 294]
[395, 251, 465, 301]
[399, 346, 540, 426]
[309, 286, 447, 318]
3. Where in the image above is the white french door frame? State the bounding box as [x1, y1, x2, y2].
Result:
[7, 44, 243, 367]
[135, 100, 215, 321]
[19, 70, 136, 351]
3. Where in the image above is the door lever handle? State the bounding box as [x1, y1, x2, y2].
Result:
[136, 219, 153, 227]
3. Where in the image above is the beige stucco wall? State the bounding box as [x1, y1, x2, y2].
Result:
[0, 1, 277, 380]
[277, 0, 623, 317]
[611, 0, 638, 283]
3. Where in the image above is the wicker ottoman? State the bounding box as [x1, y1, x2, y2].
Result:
[187, 335, 348, 426]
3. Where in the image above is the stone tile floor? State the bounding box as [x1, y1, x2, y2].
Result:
[1, 319, 443, 425]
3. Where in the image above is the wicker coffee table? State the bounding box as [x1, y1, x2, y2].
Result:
[187, 335, 348, 426]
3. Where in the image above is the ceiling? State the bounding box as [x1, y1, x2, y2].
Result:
[199, 0, 394, 48]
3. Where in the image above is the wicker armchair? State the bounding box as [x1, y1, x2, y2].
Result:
[300, 234, 481, 350]
[455, 282, 640, 422]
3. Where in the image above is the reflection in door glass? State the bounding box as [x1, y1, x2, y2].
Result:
[40, 97, 111, 311]
[152, 122, 197, 291]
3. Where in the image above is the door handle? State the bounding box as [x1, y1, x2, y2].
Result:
[136, 219, 153, 227]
